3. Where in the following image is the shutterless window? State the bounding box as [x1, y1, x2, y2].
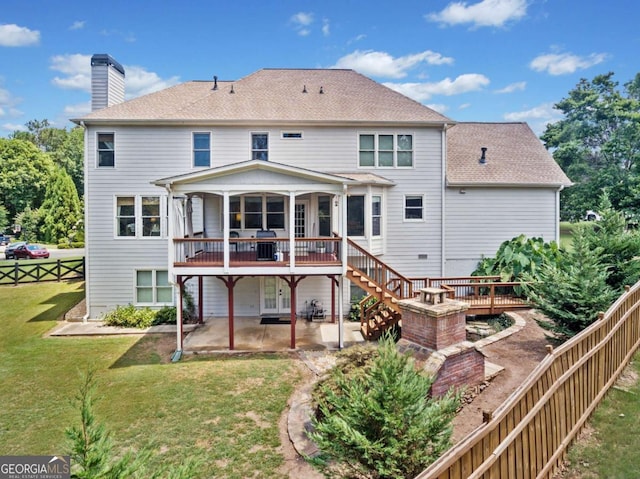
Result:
[97, 133, 115, 167]
[347, 195, 365, 236]
[229, 197, 241, 229]
[397, 134, 413, 167]
[193, 132, 210, 167]
[142, 196, 161, 237]
[266, 196, 285, 229]
[116, 197, 136, 236]
[372, 196, 381, 236]
[251, 133, 268, 160]
[378, 135, 394, 167]
[318, 196, 332, 236]
[282, 132, 302, 139]
[244, 196, 263, 229]
[405, 195, 424, 220]
[136, 270, 173, 305]
[359, 134, 375, 167]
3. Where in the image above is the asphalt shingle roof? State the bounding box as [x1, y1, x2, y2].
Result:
[446, 122, 572, 187]
[76, 69, 451, 125]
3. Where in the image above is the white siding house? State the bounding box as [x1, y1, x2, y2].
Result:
[74, 55, 571, 352]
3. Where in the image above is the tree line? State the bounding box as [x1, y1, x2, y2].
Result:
[0, 120, 83, 245]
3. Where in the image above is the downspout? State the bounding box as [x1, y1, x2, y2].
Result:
[440, 123, 449, 276]
[80, 121, 90, 323]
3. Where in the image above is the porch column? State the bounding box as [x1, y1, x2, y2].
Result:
[198, 276, 204, 324]
[338, 275, 344, 349]
[176, 275, 184, 352]
[289, 191, 296, 269]
[290, 276, 297, 349]
[223, 192, 230, 272]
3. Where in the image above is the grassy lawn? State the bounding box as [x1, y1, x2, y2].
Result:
[562, 355, 640, 478]
[0, 281, 303, 478]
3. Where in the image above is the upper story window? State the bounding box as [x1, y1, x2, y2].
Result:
[193, 132, 211, 167]
[404, 195, 424, 221]
[116, 196, 136, 236]
[358, 133, 413, 168]
[142, 196, 161, 237]
[252, 133, 268, 161]
[97, 133, 115, 167]
[281, 132, 303, 139]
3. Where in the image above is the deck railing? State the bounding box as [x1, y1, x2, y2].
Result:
[173, 236, 341, 266]
[416, 281, 640, 479]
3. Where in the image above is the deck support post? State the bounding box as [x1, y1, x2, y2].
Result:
[282, 275, 305, 349]
[216, 276, 241, 350]
[330, 275, 337, 324]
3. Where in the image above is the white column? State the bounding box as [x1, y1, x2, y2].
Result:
[223, 192, 230, 273]
[289, 191, 296, 269]
[338, 275, 344, 349]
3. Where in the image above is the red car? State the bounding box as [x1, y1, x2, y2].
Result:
[12, 244, 50, 259]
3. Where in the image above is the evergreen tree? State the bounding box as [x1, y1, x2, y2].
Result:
[14, 206, 41, 242]
[523, 224, 617, 339]
[309, 335, 460, 478]
[40, 168, 82, 244]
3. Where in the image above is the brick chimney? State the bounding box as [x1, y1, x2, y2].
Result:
[90, 54, 125, 111]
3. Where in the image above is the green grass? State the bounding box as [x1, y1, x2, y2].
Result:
[563, 355, 640, 478]
[0, 281, 302, 478]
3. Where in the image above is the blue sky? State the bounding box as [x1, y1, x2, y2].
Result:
[1, 0, 638, 137]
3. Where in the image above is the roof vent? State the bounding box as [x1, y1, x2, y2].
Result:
[213, 76, 218, 91]
[319, 86, 324, 94]
[230, 84, 235, 94]
[479, 147, 488, 164]
[302, 85, 307, 93]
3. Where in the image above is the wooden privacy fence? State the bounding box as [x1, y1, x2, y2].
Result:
[0, 258, 85, 285]
[417, 281, 640, 479]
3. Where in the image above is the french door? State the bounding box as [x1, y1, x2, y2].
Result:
[260, 277, 291, 315]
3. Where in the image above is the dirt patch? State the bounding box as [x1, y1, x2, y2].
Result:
[452, 310, 552, 442]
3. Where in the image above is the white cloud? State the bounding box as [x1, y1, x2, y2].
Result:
[0, 85, 22, 118]
[49, 54, 181, 99]
[291, 12, 314, 36]
[347, 34, 367, 45]
[2, 122, 26, 132]
[69, 21, 86, 31]
[529, 52, 607, 75]
[504, 102, 563, 135]
[322, 18, 330, 36]
[427, 0, 528, 28]
[426, 103, 449, 114]
[332, 50, 454, 79]
[384, 73, 490, 102]
[0, 23, 40, 46]
[64, 102, 91, 118]
[495, 81, 526, 93]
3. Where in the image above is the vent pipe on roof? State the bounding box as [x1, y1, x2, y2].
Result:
[302, 85, 307, 93]
[213, 76, 218, 90]
[319, 86, 324, 94]
[230, 84, 235, 94]
[479, 147, 488, 164]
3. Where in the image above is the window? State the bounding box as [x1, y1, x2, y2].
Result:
[97, 133, 115, 167]
[347, 195, 365, 236]
[282, 132, 302, 139]
[116, 195, 165, 238]
[228, 195, 285, 230]
[193, 132, 210, 167]
[266, 196, 285, 229]
[142, 196, 161, 236]
[229, 197, 241, 229]
[372, 196, 381, 236]
[116, 197, 136, 236]
[358, 133, 413, 167]
[318, 196, 332, 236]
[251, 133, 268, 160]
[136, 270, 173, 305]
[404, 195, 424, 221]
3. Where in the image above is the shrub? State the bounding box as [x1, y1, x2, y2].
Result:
[153, 306, 177, 325]
[309, 334, 461, 478]
[102, 304, 156, 329]
[473, 234, 562, 283]
[523, 225, 617, 340]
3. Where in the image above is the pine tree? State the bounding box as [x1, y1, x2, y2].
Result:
[40, 168, 82, 244]
[309, 335, 460, 478]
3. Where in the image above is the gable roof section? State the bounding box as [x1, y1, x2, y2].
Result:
[446, 122, 572, 188]
[152, 160, 355, 188]
[75, 69, 451, 126]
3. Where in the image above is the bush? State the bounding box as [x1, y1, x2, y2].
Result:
[102, 304, 156, 329]
[153, 306, 177, 325]
[309, 334, 461, 478]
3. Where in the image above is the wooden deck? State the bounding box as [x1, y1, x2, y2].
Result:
[175, 249, 340, 267]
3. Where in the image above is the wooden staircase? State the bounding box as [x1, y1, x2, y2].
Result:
[346, 239, 416, 340]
